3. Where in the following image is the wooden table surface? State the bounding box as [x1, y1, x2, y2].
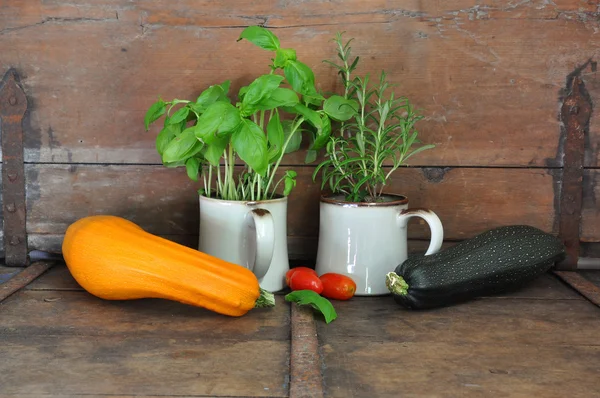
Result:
[1, 264, 600, 398]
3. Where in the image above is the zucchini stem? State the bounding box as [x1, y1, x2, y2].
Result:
[254, 288, 276, 308]
[385, 272, 409, 296]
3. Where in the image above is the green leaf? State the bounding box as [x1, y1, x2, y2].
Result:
[255, 88, 299, 111]
[241, 74, 285, 114]
[185, 157, 201, 181]
[144, 99, 166, 130]
[162, 127, 204, 163]
[156, 122, 184, 156]
[195, 102, 240, 144]
[283, 170, 297, 196]
[311, 113, 332, 151]
[282, 120, 302, 154]
[168, 107, 190, 125]
[304, 149, 317, 164]
[323, 95, 358, 122]
[203, 135, 230, 167]
[267, 111, 284, 161]
[238, 26, 280, 51]
[231, 119, 268, 175]
[284, 60, 316, 96]
[273, 48, 297, 68]
[292, 104, 322, 131]
[285, 290, 337, 324]
[193, 81, 231, 113]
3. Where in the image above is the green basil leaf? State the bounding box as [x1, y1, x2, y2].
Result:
[195, 102, 240, 144]
[255, 88, 299, 111]
[293, 104, 322, 132]
[283, 170, 297, 196]
[241, 74, 285, 115]
[285, 290, 337, 324]
[185, 157, 201, 181]
[203, 135, 229, 167]
[238, 26, 280, 51]
[162, 127, 203, 163]
[194, 81, 231, 113]
[323, 95, 358, 122]
[156, 123, 183, 156]
[311, 113, 331, 151]
[282, 120, 302, 154]
[304, 149, 317, 164]
[267, 111, 284, 161]
[144, 99, 166, 130]
[273, 48, 297, 68]
[284, 60, 316, 95]
[167, 107, 190, 125]
[231, 119, 268, 175]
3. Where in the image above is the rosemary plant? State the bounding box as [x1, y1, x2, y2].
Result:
[314, 33, 435, 202]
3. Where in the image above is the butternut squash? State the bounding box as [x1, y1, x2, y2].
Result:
[61, 215, 275, 316]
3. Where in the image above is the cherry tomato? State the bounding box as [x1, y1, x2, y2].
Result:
[289, 269, 324, 294]
[319, 273, 356, 300]
[285, 267, 318, 287]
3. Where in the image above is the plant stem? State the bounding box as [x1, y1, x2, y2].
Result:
[216, 159, 223, 198]
[228, 144, 236, 200]
[264, 117, 304, 195]
[203, 167, 208, 197]
[208, 164, 213, 198]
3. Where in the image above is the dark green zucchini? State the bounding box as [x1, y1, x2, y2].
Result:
[385, 225, 565, 309]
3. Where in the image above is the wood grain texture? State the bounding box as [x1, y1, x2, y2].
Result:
[21, 164, 561, 254]
[582, 168, 600, 242]
[0, 289, 290, 397]
[317, 276, 600, 398]
[0, 1, 597, 166]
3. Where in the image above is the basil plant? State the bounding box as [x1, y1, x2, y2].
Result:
[144, 26, 354, 201]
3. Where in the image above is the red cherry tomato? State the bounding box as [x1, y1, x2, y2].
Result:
[289, 269, 324, 294]
[319, 273, 356, 300]
[285, 267, 318, 287]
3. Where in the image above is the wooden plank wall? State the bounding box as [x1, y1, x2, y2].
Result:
[0, 0, 598, 259]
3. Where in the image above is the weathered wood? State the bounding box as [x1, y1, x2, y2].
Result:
[0, 261, 53, 301]
[289, 305, 324, 398]
[320, 340, 600, 398]
[24, 263, 81, 291]
[1, 290, 289, 340]
[0, 1, 597, 167]
[23, 164, 559, 247]
[582, 169, 600, 242]
[0, 288, 290, 397]
[555, 270, 600, 308]
[317, 276, 600, 397]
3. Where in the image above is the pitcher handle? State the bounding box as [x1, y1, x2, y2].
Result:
[398, 209, 444, 255]
[247, 208, 275, 279]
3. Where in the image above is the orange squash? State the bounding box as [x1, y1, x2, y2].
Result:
[61, 215, 274, 316]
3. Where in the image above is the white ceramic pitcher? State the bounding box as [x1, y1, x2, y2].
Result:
[198, 195, 289, 292]
[315, 194, 444, 295]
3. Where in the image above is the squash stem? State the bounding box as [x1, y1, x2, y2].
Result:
[385, 272, 409, 296]
[254, 288, 276, 308]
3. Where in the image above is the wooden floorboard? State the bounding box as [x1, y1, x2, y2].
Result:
[317, 274, 600, 398]
[0, 267, 291, 397]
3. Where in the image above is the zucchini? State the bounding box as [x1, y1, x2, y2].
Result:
[385, 225, 565, 309]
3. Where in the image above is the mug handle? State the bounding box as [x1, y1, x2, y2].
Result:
[398, 209, 444, 255]
[247, 208, 275, 279]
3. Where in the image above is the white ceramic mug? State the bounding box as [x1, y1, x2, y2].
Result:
[315, 194, 444, 295]
[198, 195, 289, 292]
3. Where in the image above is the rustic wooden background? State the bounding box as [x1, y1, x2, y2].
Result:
[0, 0, 598, 259]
